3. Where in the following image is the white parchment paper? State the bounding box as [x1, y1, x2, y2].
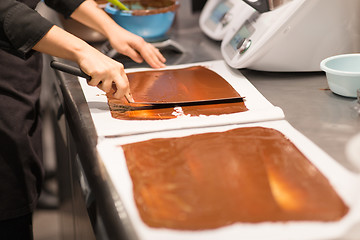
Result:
[97, 120, 360, 240]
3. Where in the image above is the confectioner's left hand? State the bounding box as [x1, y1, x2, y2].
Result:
[70, 0, 166, 69]
[107, 26, 167, 69]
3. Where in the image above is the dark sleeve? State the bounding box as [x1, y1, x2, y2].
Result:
[44, 0, 85, 18]
[0, 0, 54, 59]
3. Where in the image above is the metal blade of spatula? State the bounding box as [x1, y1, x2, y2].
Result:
[50, 61, 245, 111]
[110, 97, 245, 111]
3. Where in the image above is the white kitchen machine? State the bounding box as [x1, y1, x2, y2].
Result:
[199, 0, 257, 41]
[201, 0, 360, 72]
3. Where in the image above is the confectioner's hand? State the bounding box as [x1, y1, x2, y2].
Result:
[69, 0, 165, 69]
[78, 47, 134, 101]
[107, 26, 166, 69]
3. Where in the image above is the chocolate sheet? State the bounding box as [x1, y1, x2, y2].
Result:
[122, 127, 348, 230]
[79, 60, 284, 137]
[107, 66, 248, 120]
[97, 120, 360, 240]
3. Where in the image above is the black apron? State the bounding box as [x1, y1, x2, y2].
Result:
[0, 0, 43, 220]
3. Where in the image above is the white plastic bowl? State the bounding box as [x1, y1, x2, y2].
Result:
[320, 54, 360, 98]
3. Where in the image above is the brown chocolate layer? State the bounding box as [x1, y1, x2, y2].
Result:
[123, 0, 179, 16]
[122, 127, 349, 230]
[108, 66, 248, 120]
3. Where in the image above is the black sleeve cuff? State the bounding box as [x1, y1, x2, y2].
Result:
[2, 3, 54, 59]
[44, 0, 85, 19]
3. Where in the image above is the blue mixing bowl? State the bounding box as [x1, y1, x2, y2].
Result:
[105, 1, 179, 41]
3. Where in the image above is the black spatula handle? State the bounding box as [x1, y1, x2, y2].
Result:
[50, 60, 91, 80]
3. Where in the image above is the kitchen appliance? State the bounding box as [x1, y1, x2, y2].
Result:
[199, 0, 257, 41]
[242, 0, 292, 13]
[221, 0, 360, 72]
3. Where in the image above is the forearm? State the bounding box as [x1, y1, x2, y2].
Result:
[32, 25, 94, 63]
[32, 24, 133, 101]
[70, 0, 120, 39]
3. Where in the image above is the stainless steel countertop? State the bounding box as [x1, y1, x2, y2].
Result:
[42, 0, 360, 238]
[242, 70, 360, 171]
[145, 0, 360, 172]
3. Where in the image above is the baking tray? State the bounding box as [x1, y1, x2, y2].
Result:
[97, 120, 360, 240]
[78, 60, 284, 137]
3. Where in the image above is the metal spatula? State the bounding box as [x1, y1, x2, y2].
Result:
[110, 96, 245, 111]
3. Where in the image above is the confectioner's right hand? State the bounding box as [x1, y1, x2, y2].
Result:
[77, 48, 134, 102]
[33, 25, 134, 101]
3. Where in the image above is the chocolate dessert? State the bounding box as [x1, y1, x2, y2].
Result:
[122, 127, 349, 230]
[120, 0, 179, 16]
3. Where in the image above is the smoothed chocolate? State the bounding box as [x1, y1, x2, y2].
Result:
[122, 127, 349, 230]
[107, 66, 248, 120]
[122, 0, 179, 16]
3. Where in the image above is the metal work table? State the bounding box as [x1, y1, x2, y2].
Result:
[242, 70, 360, 171]
[41, 1, 360, 239]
